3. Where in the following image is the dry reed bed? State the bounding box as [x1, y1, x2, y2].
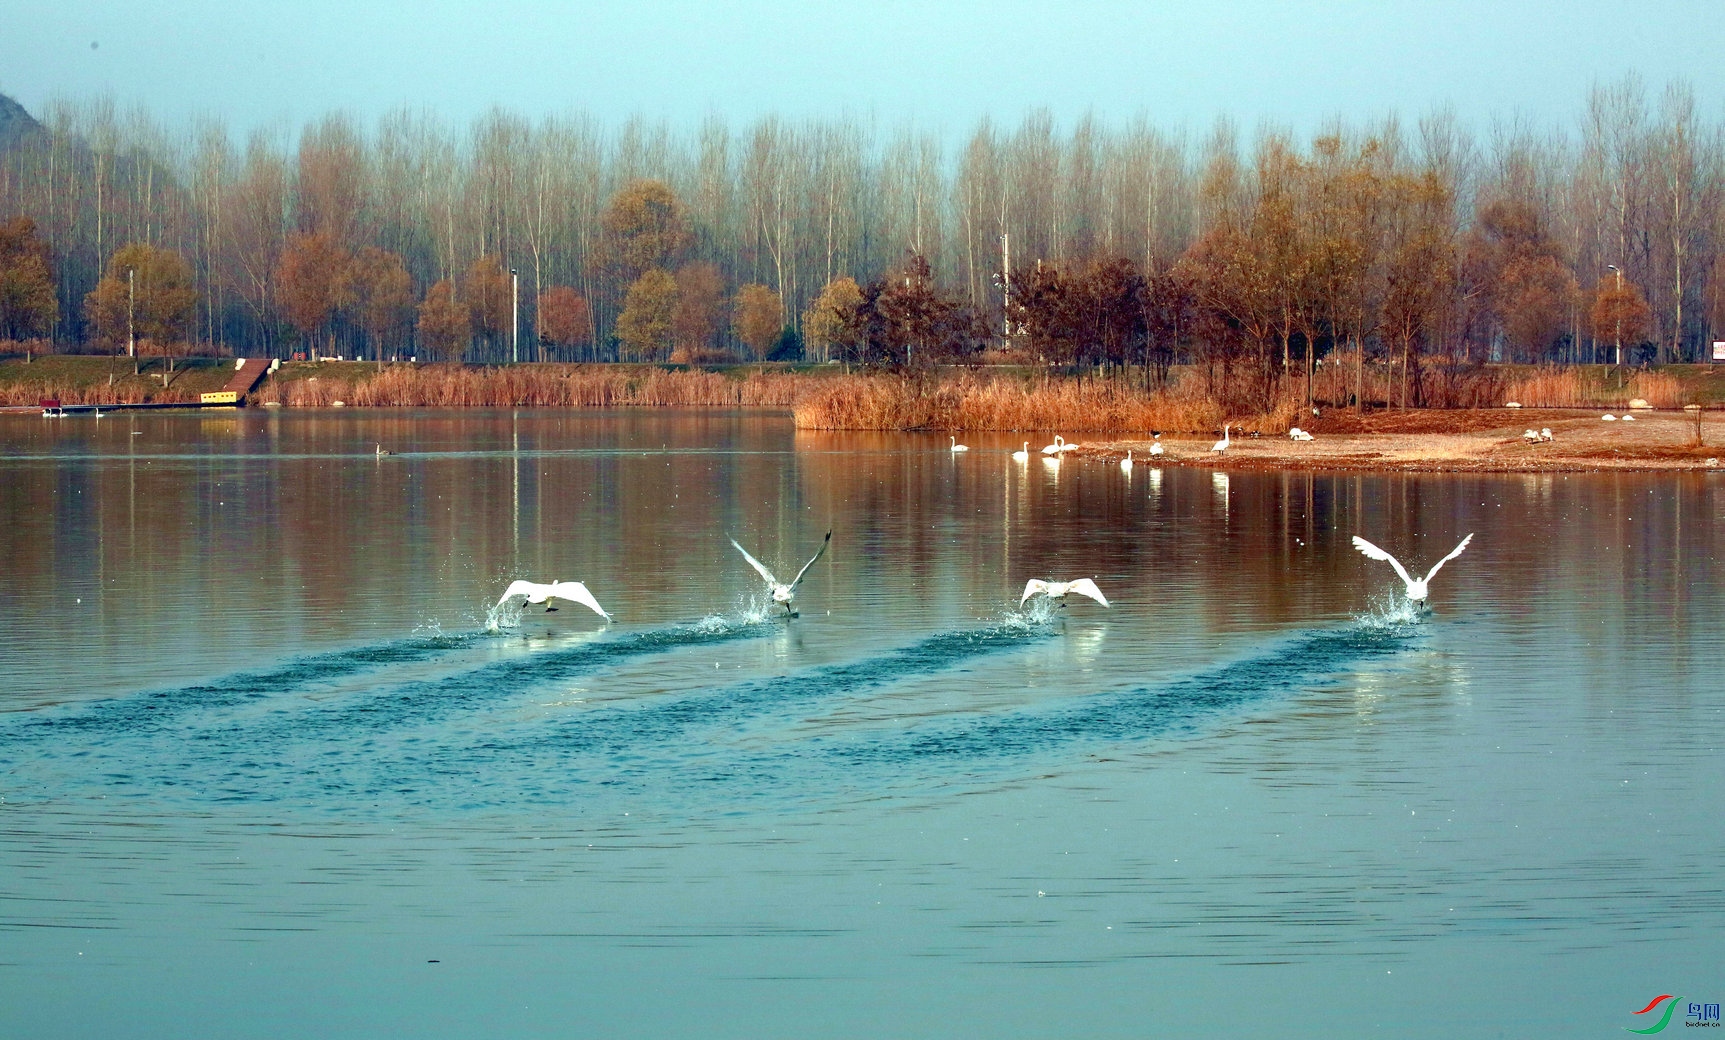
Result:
[0, 382, 190, 407]
[267, 365, 807, 409]
[1501, 368, 1687, 409]
[792, 373, 1268, 432]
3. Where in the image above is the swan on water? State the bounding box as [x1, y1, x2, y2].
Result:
[1148, 432, 1165, 456]
[730, 530, 832, 617]
[1041, 435, 1067, 456]
[1020, 578, 1110, 609]
[1012, 442, 1030, 462]
[496, 580, 612, 619]
[950, 436, 970, 453]
[1211, 424, 1231, 453]
[1120, 450, 1133, 473]
[1351, 533, 1474, 603]
[376, 443, 394, 456]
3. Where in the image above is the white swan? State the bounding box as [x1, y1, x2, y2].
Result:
[950, 435, 970, 453]
[1119, 450, 1133, 473]
[1601, 414, 1617, 421]
[1148, 432, 1165, 456]
[730, 530, 832, 617]
[1351, 533, 1474, 603]
[496, 579, 612, 620]
[375, 443, 394, 456]
[1020, 578, 1110, 609]
[1211, 424, 1231, 454]
[1540, 428, 1553, 442]
[1522, 429, 1539, 443]
[1012, 441, 1030, 462]
[1620, 414, 1635, 422]
[1041, 435, 1066, 456]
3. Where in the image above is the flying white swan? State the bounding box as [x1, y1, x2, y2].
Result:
[1041, 435, 1067, 456]
[1211, 424, 1231, 453]
[1120, 450, 1133, 473]
[1020, 578, 1110, 609]
[730, 530, 832, 617]
[1350, 533, 1474, 603]
[950, 435, 970, 453]
[1148, 432, 1165, 456]
[1012, 441, 1030, 462]
[496, 580, 612, 619]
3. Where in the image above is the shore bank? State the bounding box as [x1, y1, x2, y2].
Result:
[1078, 408, 1724, 472]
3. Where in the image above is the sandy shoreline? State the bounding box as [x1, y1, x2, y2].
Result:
[1080, 408, 1725, 473]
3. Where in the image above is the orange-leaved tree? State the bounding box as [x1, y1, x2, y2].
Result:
[84, 243, 197, 353]
[347, 246, 414, 365]
[672, 262, 727, 362]
[536, 286, 592, 361]
[276, 231, 353, 356]
[0, 217, 58, 341]
[1589, 274, 1652, 364]
[732, 283, 783, 361]
[416, 279, 470, 361]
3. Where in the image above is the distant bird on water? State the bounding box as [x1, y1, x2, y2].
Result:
[1012, 441, 1031, 462]
[1350, 533, 1474, 604]
[376, 443, 394, 456]
[1120, 450, 1134, 473]
[496, 580, 612, 620]
[730, 530, 832, 618]
[950, 435, 970, 453]
[1020, 578, 1110, 610]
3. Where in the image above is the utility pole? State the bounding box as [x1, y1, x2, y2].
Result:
[1000, 232, 1011, 349]
[126, 267, 135, 359]
[1608, 264, 1623, 366]
[510, 268, 519, 364]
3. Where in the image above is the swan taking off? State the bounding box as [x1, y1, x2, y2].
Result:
[1211, 424, 1231, 453]
[1351, 533, 1474, 603]
[496, 580, 612, 619]
[1020, 578, 1110, 609]
[730, 530, 832, 617]
[950, 436, 970, 452]
[1012, 441, 1030, 462]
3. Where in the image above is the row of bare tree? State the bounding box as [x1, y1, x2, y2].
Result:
[1, 75, 1721, 373]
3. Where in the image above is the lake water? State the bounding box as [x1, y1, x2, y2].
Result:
[1, 409, 1721, 1038]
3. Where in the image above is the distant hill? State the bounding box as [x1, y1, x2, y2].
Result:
[0, 92, 45, 148]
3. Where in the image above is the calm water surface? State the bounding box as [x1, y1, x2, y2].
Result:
[1, 409, 1721, 1038]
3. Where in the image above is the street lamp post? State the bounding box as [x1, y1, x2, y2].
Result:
[510, 268, 519, 364]
[1607, 264, 1623, 366]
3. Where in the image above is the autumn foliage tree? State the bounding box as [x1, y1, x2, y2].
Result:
[464, 254, 513, 357]
[83, 243, 197, 352]
[672, 262, 728, 362]
[803, 277, 865, 362]
[416, 279, 469, 361]
[276, 231, 352, 355]
[1590, 274, 1652, 363]
[536, 286, 592, 361]
[602, 180, 691, 282]
[347, 246, 414, 363]
[0, 217, 58, 341]
[732, 283, 783, 361]
[615, 268, 677, 361]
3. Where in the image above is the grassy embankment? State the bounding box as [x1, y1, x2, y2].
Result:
[0, 354, 234, 405]
[3, 352, 1723, 431]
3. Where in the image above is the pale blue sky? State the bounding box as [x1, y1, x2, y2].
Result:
[3, 0, 1721, 137]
